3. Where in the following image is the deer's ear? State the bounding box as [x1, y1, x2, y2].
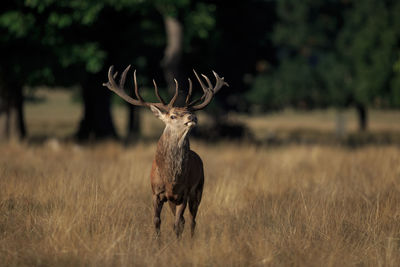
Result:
[150, 105, 165, 119]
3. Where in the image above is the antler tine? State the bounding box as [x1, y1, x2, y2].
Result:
[103, 65, 169, 111]
[102, 65, 145, 107]
[186, 70, 212, 107]
[201, 73, 213, 91]
[193, 69, 209, 94]
[212, 70, 229, 93]
[168, 78, 179, 108]
[119, 65, 131, 88]
[133, 70, 144, 102]
[185, 78, 193, 105]
[153, 79, 166, 105]
[113, 71, 118, 79]
[103, 65, 116, 88]
[187, 86, 207, 107]
[188, 70, 228, 111]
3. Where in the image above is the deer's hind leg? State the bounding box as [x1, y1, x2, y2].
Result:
[188, 181, 203, 237]
[173, 199, 187, 238]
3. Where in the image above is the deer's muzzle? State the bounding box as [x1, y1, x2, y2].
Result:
[185, 116, 197, 127]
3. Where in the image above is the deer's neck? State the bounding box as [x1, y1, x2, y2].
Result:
[155, 126, 191, 183]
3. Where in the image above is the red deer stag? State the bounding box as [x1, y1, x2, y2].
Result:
[103, 65, 228, 238]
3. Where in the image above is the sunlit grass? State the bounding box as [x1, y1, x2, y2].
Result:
[5, 89, 399, 266]
[1, 142, 400, 266]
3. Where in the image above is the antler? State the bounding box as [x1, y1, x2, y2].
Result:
[103, 65, 228, 111]
[187, 70, 229, 111]
[102, 65, 178, 111]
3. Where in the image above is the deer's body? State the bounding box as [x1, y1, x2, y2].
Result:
[149, 107, 204, 237]
[103, 65, 227, 238]
[151, 126, 204, 202]
[151, 147, 204, 203]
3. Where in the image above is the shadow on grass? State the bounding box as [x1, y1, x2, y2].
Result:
[25, 126, 400, 149]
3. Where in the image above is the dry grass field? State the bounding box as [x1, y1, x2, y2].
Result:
[1, 142, 400, 266]
[1, 89, 400, 266]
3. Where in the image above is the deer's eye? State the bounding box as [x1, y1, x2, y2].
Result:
[170, 115, 177, 119]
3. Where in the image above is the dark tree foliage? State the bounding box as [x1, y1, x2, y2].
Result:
[0, 1, 113, 141]
[247, 0, 400, 131]
[247, 0, 348, 110]
[335, 0, 400, 130]
[0, 0, 222, 141]
[1, 0, 399, 141]
[171, 0, 276, 113]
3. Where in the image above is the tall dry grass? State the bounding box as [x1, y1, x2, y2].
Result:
[1, 141, 400, 266]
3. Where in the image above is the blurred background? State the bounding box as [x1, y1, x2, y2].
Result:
[1, 0, 399, 145]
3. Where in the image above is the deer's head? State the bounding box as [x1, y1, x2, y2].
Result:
[150, 106, 198, 133]
[103, 65, 228, 133]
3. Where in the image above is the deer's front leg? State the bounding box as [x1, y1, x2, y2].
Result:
[173, 199, 187, 238]
[153, 194, 164, 237]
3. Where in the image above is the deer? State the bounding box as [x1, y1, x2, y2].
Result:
[102, 65, 228, 238]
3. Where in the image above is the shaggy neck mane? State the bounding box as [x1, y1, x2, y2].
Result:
[155, 126, 191, 183]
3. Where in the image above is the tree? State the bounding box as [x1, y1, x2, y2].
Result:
[152, 0, 217, 106]
[335, 0, 400, 131]
[0, 1, 117, 141]
[0, 0, 225, 142]
[0, 1, 165, 142]
[214, 0, 276, 112]
[0, 1, 54, 141]
[247, 0, 344, 111]
[247, 0, 400, 132]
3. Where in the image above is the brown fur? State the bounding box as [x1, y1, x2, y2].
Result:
[103, 67, 228, 238]
[150, 107, 204, 238]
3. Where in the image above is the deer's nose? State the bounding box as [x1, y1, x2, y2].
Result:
[187, 115, 197, 122]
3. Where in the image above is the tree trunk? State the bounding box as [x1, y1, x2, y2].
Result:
[355, 103, 368, 131]
[161, 15, 186, 107]
[0, 84, 26, 142]
[126, 105, 140, 144]
[76, 74, 117, 141]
